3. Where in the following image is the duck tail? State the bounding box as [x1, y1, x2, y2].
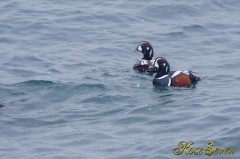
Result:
[189, 72, 201, 83]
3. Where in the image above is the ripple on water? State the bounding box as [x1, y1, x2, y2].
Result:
[1, 0, 240, 159]
[0, 104, 5, 108]
[81, 94, 131, 105]
[142, 3, 205, 19]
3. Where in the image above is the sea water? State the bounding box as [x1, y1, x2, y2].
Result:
[0, 0, 240, 159]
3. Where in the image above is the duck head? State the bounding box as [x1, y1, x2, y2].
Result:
[136, 41, 154, 60]
[154, 57, 170, 77]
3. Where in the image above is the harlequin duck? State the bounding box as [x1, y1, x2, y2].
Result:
[133, 41, 157, 72]
[153, 57, 200, 87]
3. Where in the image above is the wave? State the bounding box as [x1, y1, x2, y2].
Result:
[15, 80, 55, 86]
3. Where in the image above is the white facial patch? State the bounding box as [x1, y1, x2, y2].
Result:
[154, 58, 163, 68]
[137, 42, 144, 52]
[154, 62, 159, 68]
[137, 45, 142, 52]
[154, 60, 159, 68]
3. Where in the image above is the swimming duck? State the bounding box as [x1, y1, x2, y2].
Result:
[133, 41, 157, 72]
[153, 57, 200, 87]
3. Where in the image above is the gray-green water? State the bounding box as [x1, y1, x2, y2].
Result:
[0, 0, 240, 159]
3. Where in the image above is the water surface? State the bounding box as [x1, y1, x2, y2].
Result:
[1, 0, 240, 159]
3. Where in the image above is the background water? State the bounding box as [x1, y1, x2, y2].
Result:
[0, 0, 240, 159]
